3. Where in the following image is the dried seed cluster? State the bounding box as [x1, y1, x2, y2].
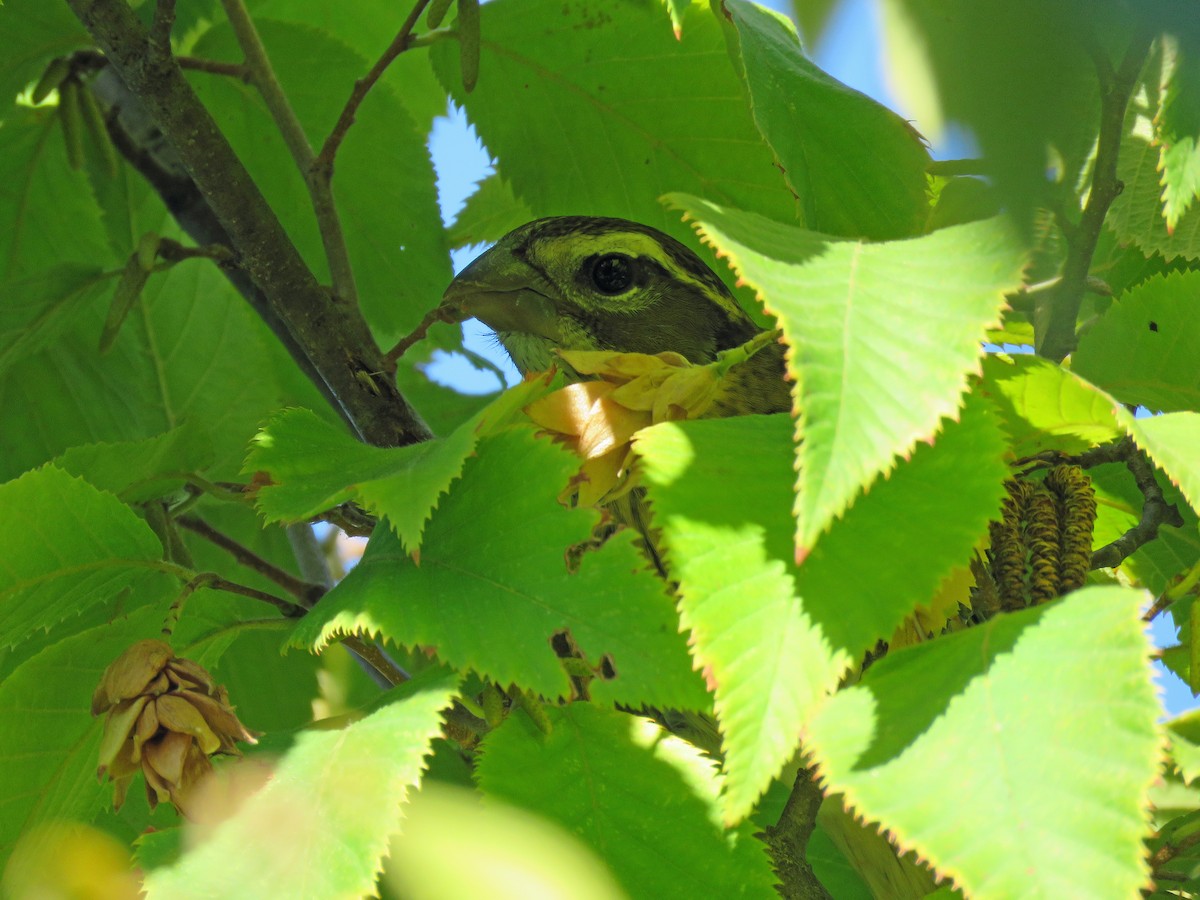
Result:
[92, 640, 257, 816]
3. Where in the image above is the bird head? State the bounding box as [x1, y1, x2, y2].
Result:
[442, 217, 762, 376]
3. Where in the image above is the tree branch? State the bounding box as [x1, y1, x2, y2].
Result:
[176, 515, 326, 607]
[1071, 437, 1185, 570]
[1036, 27, 1152, 361]
[176, 55, 251, 80]
[763, 763, 834, 900]
[67, 0, 432, 448]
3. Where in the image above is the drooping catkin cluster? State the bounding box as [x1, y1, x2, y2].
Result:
[1044, 464, 1099, 592]
[984, 465, 1097, 611]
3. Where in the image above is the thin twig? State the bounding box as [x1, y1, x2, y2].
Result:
[1150, 826, 1200, 872]
[384, 302, 463, 367]
[177, 515, 326, 607]
[149, 0, 175, 59]
[314, 0, 434, 179]
[313, 502, 377, 538]
[177, 56, 252, 80]
[1036, 27, 1153, 361]
[219, 0, 360, 306]
[156, 237, 236, 265]
[341, 634, 410, 684]
[208, 575, 307, 617]
[762, 762, 834, 900]
[1070, 438, 1186, 570]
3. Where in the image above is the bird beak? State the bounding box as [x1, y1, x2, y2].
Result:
[442, 242, 563, 343]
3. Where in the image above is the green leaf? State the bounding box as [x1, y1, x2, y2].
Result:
[430, 0, 797, 236]
[1167, 710, 1200, 785]
[0, 466, 177, 650]
[0, 0, 90, 110]
[1074, 271, 1200, 413]
[807, 586, 1161, 899]
[385, 783, 627, 900]
[477, 705, 776, 899]
[1158, 37, 1200, 232]
[635, 398, 1009, 822]
[669, 196, 1025, 550]
[289, 428, 707, 710]
[247, 0, 448, 129]
[1110, 48, 1200, 262]
[142, 667, 461, 900]
[1127, 412, 1200, 518]
[795, 393, 1010, 651]
[53, 424, 215, 503]
[448, 172, 533, 250]
[1089, 461, 1199, 597]
[635, 414, 848, 822]
[190, 20, 451, 347]
[720, 0, 930, 239]
[0, 264, 112, 374]
[247, 375, 550, 552]
[0, 109, 117, 281]
[0, 605, 163, 874]
[980, 354, 1122, 458]
[879, 0, 1105, 226]
[0, 260, 287, 482]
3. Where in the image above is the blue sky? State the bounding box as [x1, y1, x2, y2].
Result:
[418, 0, 1194, 715]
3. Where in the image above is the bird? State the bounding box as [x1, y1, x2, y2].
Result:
[441, 217, 789, 749]
[441, 216, 791, 417]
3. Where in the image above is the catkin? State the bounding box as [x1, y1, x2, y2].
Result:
[991, 479, 1033, 610]
[1026, 487, 1061, 604]
[1045, 465, 1097, 592]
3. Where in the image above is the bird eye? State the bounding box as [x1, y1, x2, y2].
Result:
[590, 254, 634, 295]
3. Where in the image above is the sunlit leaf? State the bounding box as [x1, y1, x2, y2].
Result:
[808, 586, 1160, 899]
[669, 196, 1024, 550]
[143, 668, 461, 900]
[289, 428, 707, 711]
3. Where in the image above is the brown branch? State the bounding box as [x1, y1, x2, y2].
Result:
[1036, 27, 1152, 361]
[1150, 826, 1200, 872]
[176, 515, 326, 608]
[341, 635, 410, 685]
[207, 576, 307, 617]
[67, 0, 432, 449]
[176, 56, 252, 80]
[313, 0, 433, 180]
[149, 0, 174, 57]
[762, 763, 834, 900]
[1070, 437, 1185, 570]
